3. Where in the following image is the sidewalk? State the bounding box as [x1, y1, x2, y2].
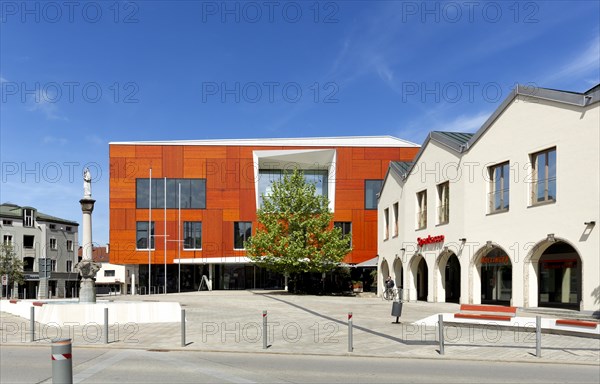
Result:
[1, 291, 598, 365]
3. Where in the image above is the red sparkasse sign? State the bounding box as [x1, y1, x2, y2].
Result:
[417, 235, 445, 247]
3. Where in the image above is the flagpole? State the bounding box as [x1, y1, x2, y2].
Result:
[148, 168, 152, 295]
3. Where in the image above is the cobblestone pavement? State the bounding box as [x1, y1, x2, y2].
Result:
[1, 291, 598, 365]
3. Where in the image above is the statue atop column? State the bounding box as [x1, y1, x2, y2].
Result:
[83, 168, 92, 198]
[77, 167, 100, 302]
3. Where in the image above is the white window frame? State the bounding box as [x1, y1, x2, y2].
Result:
[23, 209, 34, 227]
[67, 240, 74, 252]
[392, 202, 399, 237]
[50, 238, 57, 250]
[383, 208, 390, 240]
[3, 234, 13, 246]
[531, 147, 557, 205]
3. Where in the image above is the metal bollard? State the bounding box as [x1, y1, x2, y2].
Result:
[536, 315, 542, 358]
[51, 338, 73, 384]
[181, 309, 186, 347]
[104, 308, 109, 344]
[438, 314, 445, 355]
[30, 306, 35, 342]
[348, 312, 353, 352]
[262, 310, 268, 349]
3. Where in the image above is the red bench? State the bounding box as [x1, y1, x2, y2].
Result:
[555, 319, 598, 329]
[32, 301, 46, 307]
[454, 304, 517, 322]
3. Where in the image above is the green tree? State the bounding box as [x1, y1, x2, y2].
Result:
[0, 244, 24, 298]
[246, 169, 351, 279]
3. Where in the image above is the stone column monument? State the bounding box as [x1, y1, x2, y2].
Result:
[75, 168, 101, 303]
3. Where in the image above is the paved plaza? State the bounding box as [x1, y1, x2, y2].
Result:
[1, 291, 598, 365]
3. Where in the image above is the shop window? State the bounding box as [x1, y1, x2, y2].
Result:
[136, 222, 155, 250]
[183, 221, 202, 250]
[416, 190, 427, 229]
[531, 147, 556, 204]
[489, 162, 509, 212]
[364, 180, 383, 210]
[437, 182, 449, 224]
[104, 270, 116, 277]
[234, 222, 252, 249]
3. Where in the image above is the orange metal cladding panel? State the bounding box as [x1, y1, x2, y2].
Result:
[206, 158, 227, 189]
[352, 147, 365, 160]
[239, 189, 257, 220]
[203, 210, 223, 258]
[110, 144, 137, 158]
[162, 146, 184, 178]
[364, 147, 401, 160]
[351, 210, 365, 252]
[335, 189, 363, 210]
[332, 209, 352, 222]
[111, 209, 128, 230]
[399, 147, 420, 161]
[182, 158, 206, 178]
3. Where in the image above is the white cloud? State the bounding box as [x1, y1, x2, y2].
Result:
[26, 89, 69, 121]
[542, 36, 600, 85]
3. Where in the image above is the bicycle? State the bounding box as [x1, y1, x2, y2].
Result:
[383, 287, 397, 301]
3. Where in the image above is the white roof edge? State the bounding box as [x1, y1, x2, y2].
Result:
[109, 135, 420, 148]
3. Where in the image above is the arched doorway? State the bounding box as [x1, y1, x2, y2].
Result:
[393, 258, 403, 290]
[538, 242, 581, 310]
[416, 257, 428, 301]
[445, 254, 461, 303]
[479, 246, 512, 305]
[380, 259, 390, 293]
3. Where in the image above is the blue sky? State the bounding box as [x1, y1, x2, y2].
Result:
[1, 1, 599, 245]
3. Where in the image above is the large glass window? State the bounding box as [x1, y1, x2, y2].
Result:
[416, 190, 427, 229]
[392, 202, 399, 237]
[183, 221, 202, 250]
[480, 247, 512, 304]
[383, 208, 390, 240]
[489, 162, 509, 212]
[258, 170, 328, 207]
[334, 222, 352, 247]
[437, 182, 449, 224]
[531, 148, 556, 204]
[365, 180, 383, 210]
[136, 178, 206, 209]
[136, 221, 155, 249]
[234, 222, 252, 249]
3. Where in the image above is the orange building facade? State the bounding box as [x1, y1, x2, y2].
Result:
[109, 137, 419, 291]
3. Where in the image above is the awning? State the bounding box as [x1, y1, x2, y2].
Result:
[354, 257, 379, 268]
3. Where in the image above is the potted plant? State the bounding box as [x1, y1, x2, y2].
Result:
[352, 280, 363, 293]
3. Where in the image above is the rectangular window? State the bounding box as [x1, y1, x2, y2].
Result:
[67, 240, 74, 252]
[383, 208, 390, 240]
[437, 182, 450, 224]
[392, 202, 399, 237]
[23, 209, 34, 227]
[489, 162, 509, 212]
[183, 221, 202, 250]
[234, 222, 252, 249]
[531, 148, 556, 204]
[416, 190, 427, 230]
[334, 222, 352, 247]
[65, 226, 72, 232]
[50, 238, 57, 250]
[66, 260, 73, 272]
[49, 224, 56, 230]
[50, 259, 56, 272]
[23, 235, 34, 249]
[3, 235, 13, 246]
[136, 178, 207, 209]
[104, 270, 116, 277]
[258, 170, 328, 207]
[365, 180, 383, 210]
[2, 220, 13, 225]
[136, 222, 155, 250]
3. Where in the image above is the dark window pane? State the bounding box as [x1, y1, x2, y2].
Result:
[234, 222, 252, 249]
[137, 179, 149, 208]
[365, 180, 383, 209]
[190, 179, 206, 208]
